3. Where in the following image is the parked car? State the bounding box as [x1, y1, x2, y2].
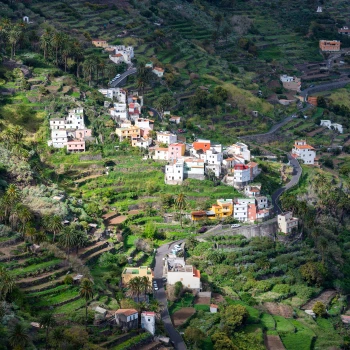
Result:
[116, 74, 121, 78]
[198, 226, 207, 233]
[231, 224, 241, 228]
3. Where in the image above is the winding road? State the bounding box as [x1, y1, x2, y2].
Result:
[153, 240, 187, 350]
[271, 154, 302, 214]
[110, 67, 137, 87]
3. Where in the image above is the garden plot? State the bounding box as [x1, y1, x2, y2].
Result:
[265, 335, 285, 350]
[194, 296, 211, 305]
[301, 289, 336, 310]
[172, 307, 196, 327]
[264, 302, 293, 318]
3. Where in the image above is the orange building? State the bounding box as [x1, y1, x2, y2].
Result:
[307, 96, 318, 106]
[192, 140, 211, 152]
[92, 39, 109, 48]
[319, 40, 341, 52]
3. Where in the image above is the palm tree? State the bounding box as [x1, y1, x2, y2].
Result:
[39, 312, 56, 350]
[175, 192, 187, 228]
[17, 204, 33, 237]
[79, 278, 94, 330]
[319, 238, 328, 265]
[52, 31, 64, 66]
[83, 57, 95, 86]
[40, 29, 53, 60]
[43, 215, 62, 243]
[149, 299, 163, 313]
[62, 39, 72, 72]
[140, 276, 151, 300]
[8, 322, 30, 350]
[127, 277, 142, 302]
[59, 227, 78, 259]
[75, 230, 88, 255]
[7, 26, 22, 59]
[49, 327, 64, 349]
[0, 266, 15, 300]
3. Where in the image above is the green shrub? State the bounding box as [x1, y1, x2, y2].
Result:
[64, 275, 73, 285]
[272, 284, 290, 294]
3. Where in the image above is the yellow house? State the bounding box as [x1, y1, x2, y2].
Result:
[207, 199, 233, 220]
[191, 199, 233, 221]
[122, 266, 153, 286]
[92, 39, 109, 48]
[116, 126, 141, 142]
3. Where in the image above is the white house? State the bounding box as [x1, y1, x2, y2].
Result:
[292, 140, 316, 165]
[108, 45, 134, 65]
[135, 118, 154, 131]
[151, 147, 169, 161]
[227, 142, 251, 161]
[50, 130, 68, 148]
[165, 257, 201, 291]
[152, 67, 164, 77]
[141, 312, 156, 335]
[110, 103, 128, 121]
[280, 75, 294, 82]
[165, 159, 184, 184]
[49, 118, 65, 130]
[204, 148, 223, 165]
[278, 212, 299, 234]
[233, 198, 255, 222]
[128, 102, 142, 120]
[134, 137, 152, 149]
[98, 88, 127, 103]
[169, 116, 181, 124]
[232, 164, 251, 187]
[256, 196, 268, 209]
[157, 131, 177, 145]
[320, 120, 343, 133]
[66, 108, 85, 129]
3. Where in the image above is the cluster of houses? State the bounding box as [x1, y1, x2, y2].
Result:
[191, 184, 271, 223]
[91, 39, 134, 65]
[48, 108, 93, 152]
[320, 120, 344, 134]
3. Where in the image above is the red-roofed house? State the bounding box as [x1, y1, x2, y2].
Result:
[193, 140, 211, 152]
[152, 66, 164, 77]
[292, 140, 316, 164]
[115, 309, 138, 329]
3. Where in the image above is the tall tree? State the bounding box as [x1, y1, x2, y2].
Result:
[43, 215, 62, 243]
[79, 278, 94, 331]
[174, 192, 187, 228]
[127, 277, 143, 302]
[8, 322, 30, 350]
[52, 31, 64, 66]
[59, 227, 78, 258]
[7, 25, 23, 59]
[40, 28, 53, 60]
[0, 266, 15, 300]
[39, 313, 56, 350]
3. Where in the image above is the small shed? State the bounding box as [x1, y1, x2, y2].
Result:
[73, 274, 84, 283]
[95, 306, 107, 317]
[23, 16, 29, 23]
[304, 310, 316, 318]
[341, 315, 350, 324]
[210, 304, 218, 313]
[252, 111, 258, 117]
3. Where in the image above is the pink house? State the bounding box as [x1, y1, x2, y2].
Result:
[168, 143, 186, 161]
[75, 129, 92, 139]
[67, 140, 85, 152]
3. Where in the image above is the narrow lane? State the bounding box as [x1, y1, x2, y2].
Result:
[153, 241, 187, 350]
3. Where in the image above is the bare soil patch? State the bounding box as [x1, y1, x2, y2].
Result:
[265, 335, 286, 350]
[108, 215, 127, 225]
[264, 302, 293, 318]
[195, 296, 211, 305]
[301, 289, 336, 310]
[128, 209, 140, 215]
[212, 293, 225, 303]
[307, 127, 326, 137]
[172, 307, 196, 327]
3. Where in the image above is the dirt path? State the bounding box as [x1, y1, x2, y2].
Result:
[302, 289, 336, 310]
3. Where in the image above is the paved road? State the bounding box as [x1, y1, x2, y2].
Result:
[153, 240, 187, 350]
[300, 79, 350, 98]
[110, 68, 137, 87]
[271, 153, 302, 214]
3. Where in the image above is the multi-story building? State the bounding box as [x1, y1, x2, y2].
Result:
[141, 312, 156, 335]
[66, 140, 85, 152]
[108, 45, 134, 64]
[110, 102, 128, 121]
[151, 146, 169, 161]
[292, 140, 316, 164]
[50, 129, 68, 148]
[319, 40, 341, 52]
[192, 139, 211, 153]
[165, 157, 205, 185]
[233, 164, 251, 187]
[66, 108, 85, 129]
[98, 88, 127, 103]
[116, 126, 141, 142]
[233, 198, 256, 222]
[165, 257, 201, 291]
[121, 266, 153, 286]
[168, 143, 186, 161]
[278, 212, 299, 234]
[206, 199, 233, 220]
[227, 142, 251, 161]
[157, 131, 177, 145]
[338, 26, 350, 36]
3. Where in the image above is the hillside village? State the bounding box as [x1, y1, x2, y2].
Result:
[0, 0, 350, 350]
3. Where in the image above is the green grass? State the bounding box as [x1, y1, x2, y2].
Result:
[273, 315, 295, 333]
[53, 298, 85, 314]
[34, 288, 79, 307]
[260, 313, 275, 330]
[26, 284, 69, 297]
[280, 319, 315, 350]
[225, 299, 260, 323]
[11, 259, 62, 276]
[194, 304, 210, 312]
